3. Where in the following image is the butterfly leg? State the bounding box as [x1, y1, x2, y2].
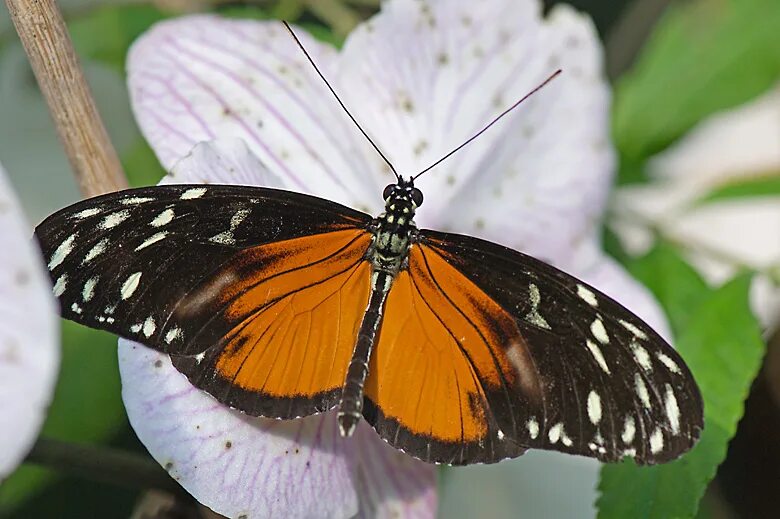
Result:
[338, 271, 393, 437]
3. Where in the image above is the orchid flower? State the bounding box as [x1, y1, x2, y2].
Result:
[0, 163, 59, 480]
[121, 0, 670, 516]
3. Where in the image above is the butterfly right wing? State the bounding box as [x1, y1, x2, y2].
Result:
[36, 184, 374, 418]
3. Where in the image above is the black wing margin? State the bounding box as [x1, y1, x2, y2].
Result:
[418, 229, 704, 465]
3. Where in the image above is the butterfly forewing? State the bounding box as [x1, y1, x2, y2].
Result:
[411, 229, 703, 464]
[36, 184, 374, 417]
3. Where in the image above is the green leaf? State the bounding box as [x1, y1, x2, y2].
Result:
[613, 0, 780, 182]
[69, 5, 169, 72]
[0, 322, 127, 513]
[597, 275, 765, 518]
[620, 243, 712, 336]
[122, 138, 167, 187]
[696, 172, 780, 204]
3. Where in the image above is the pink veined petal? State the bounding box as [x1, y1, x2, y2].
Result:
[128, 16, 379, 211]
[0, 166, 59, 478]
[118, 340, 358, 518]
[349, 425, 437, 519]
[338, 0, 614, 267]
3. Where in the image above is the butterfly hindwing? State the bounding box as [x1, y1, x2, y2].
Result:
[36, 184, 374, 418]
[382, 229, 703, 465]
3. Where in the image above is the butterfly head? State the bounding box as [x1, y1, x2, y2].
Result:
[382, 178, 424, 212]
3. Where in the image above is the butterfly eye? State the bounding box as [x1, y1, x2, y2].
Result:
[382, 184, 395, 201]
[410, 188, 424, 207]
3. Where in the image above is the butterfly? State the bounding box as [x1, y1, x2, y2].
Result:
[33, 23, 702, 466]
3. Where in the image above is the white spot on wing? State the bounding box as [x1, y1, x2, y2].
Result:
[130, 323, 142, 333]
[48, 233, 77, 269]
[525, 283, 551, 329]
[180, 187, 207, 199]
[70, 302, 82, 315]
[142, 316, 156, 338]
[99, 209, 131, 230]
[586, 340, 610, 374]
[650, 428, 664, 454]
[634, 373, 651, 409]
[53, 274, 68, 297]
[632, 342, 652, 371]
[83, 238, 109, 264]
[83, 276, 98, 302]
[120, 196, 155, 205]
[72, 207, 101, 219]
[577, 284, 598, 306]
[497, 429, 505, 440]
[121, 272, 142, 300]
[150, 208, 175, 227]
[209, 207, 251, 246]
[527, 418, 539, 439]
[135, 231, 168, 251]
[548, 422, 563, 444]
[165, 327, 183, 344]
[622, 416, 636, 444]
[619, 319, 648, 340]
[664, 384, 680, 434]
[590, 317, 609, 344]
[587, 390, 602, 425]
[656, 352, 682, 374]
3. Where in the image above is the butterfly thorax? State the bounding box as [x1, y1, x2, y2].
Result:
[368, 196, 418, 277]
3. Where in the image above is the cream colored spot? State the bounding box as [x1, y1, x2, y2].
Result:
[587, 390, 602, 425]
[622, 416, 636, 444]
[150, 208, 175, 227]
[52, 274, 68, 297]
[619, 319, 648, 340]
[121, 272, 142, 300]
[577, 284, 598, 307]
[548, 423, 563, 444]
[632, 342, 652, 371]
[650, 428, 664, 454]
[142, 316, 156, 338]
[180, 187, 207, 199]
[590, 317, 609, 344]
[72, 207, 100, 219]
[656, 352, 682, 374]
[48, 234, 77, 269]
[586, 340, 610, 374]
[83, 276, 98, 302]
[83, 238, 109, 264]
[165, 327, 183, 344]
[527, 418, 539, 439]
[664, 384, 680, 434]
[99, 210, 131, 230]
[634, 373, 651, 409]
[135, 231, 168, 251]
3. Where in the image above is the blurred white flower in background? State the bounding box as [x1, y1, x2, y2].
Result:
[0, 162, 59, 479]
[613, 84, 780, 332]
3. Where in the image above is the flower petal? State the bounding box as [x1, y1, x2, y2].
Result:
[0, 165, 59, 478]
[339, 1, 614, 265]
[349, 425, 437, 518]
[119, 340, 358, 518]
[128, 16, 380, 210]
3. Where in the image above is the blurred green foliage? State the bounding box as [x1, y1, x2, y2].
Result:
[613, 0, 780, 183]
[697, 172, 780, 204]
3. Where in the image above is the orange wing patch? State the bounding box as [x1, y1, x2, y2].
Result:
[365, 244, 540, 445]
[204, 229, 372, 398]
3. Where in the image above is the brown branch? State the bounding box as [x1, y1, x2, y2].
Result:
[5, 0, 128, 197]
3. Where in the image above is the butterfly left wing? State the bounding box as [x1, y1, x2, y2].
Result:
[35, 184, 375, 418]
[363, 229, 703, 465]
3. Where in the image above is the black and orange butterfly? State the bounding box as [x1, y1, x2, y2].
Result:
[34, 23, 702, 466]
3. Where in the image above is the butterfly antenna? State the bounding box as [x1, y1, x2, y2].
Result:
[283, 21, 401, 182]
[411, 69, 562, 182]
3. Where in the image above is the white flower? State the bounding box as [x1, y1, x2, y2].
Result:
[0, 163, 59, 479]
[614, 83, 780, 332]
[123, 0, 669, 516]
